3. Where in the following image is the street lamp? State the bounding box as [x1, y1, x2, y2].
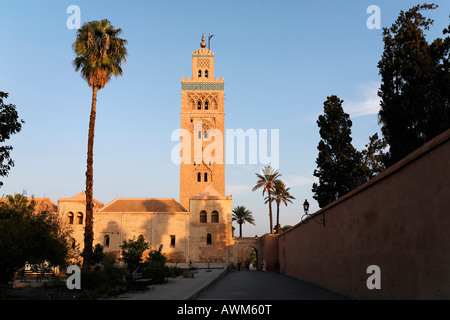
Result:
[301, 199, 325, 227]
[303, 199, 310, 215]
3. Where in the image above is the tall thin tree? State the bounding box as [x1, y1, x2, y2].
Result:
[73, 19, 127, 269]
[268, 180, 295, 234]
[312, 95, 361, 208]
[252, 166, 281, 234]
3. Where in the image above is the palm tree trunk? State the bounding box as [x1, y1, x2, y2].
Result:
[276, 202, 280, 233]
[83, 86, 97, 270]
[239, 222, 243, 237]
[268, 195, 273, 234]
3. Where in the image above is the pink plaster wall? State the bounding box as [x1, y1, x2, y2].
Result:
[278, 129, 450, 299]
[260, 234, 279, 272]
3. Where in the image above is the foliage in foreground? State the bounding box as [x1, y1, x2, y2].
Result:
[140, 244, 183, 284]
[0, 193, 70, 285]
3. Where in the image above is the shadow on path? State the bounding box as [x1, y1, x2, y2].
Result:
[197, 270, 348, 300]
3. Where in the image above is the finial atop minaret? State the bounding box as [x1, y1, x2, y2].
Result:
[200, 34, 207, 48]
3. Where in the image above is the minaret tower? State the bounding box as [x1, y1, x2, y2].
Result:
[179, 35, 225, 210]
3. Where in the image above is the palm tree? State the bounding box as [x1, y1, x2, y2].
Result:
[267, 181, 295, 233]
[232, 206, 255, 237]
[252, 166, 281, 234]
[73, 19, 127, 269]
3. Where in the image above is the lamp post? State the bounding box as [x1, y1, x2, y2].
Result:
[301, 199, 325, 227]
[303, 199, 310, 215]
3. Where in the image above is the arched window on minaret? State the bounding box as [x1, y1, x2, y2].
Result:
[200, 211, 207, 223]
[211, 211, 219, 223]
[204, 101, 209, 110]
[197, 172, 201, 182]
[198, 70, 202, 78]
[206, 233, 212, 245]
[204, 172, 208, 182]
[67, 212, 74, 225]
[77, 212, 83, 225]
[104, 235, 110, 248]
[197, 101, 202, 110]
[205, 70, 209, 78]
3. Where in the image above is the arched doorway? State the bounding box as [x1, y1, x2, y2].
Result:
[241, 246, 258, 271]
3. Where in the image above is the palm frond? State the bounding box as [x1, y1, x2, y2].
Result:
[72, 19, 128, 89]
[232, 205, 256, 226]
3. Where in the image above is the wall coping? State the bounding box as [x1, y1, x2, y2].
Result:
[283, 128, 450, 236]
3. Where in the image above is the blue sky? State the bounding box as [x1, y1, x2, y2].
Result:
[1, 0, 449, 236]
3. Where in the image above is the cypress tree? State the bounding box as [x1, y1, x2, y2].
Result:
[312, 95, 362, 208]
[378, 4, 450, 166]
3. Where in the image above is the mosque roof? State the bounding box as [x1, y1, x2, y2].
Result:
[98, 198, 187, 213]
[58, 191, 104, 207]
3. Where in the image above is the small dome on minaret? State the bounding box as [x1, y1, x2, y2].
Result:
[200, 34, 207, 48]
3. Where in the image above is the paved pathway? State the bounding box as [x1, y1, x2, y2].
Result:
[112, 263, 347, 300]
[197, 270, 348, 300]
[113, 263, 229, 300]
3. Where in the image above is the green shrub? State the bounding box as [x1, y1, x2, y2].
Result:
[167, 266, 184, 278]
[141, 264, 166, 284]
[77, 264, 127, 299]
[140, 264, 183, 284]
[139, 245, 183, 284]
[119, 236, 149, 273]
